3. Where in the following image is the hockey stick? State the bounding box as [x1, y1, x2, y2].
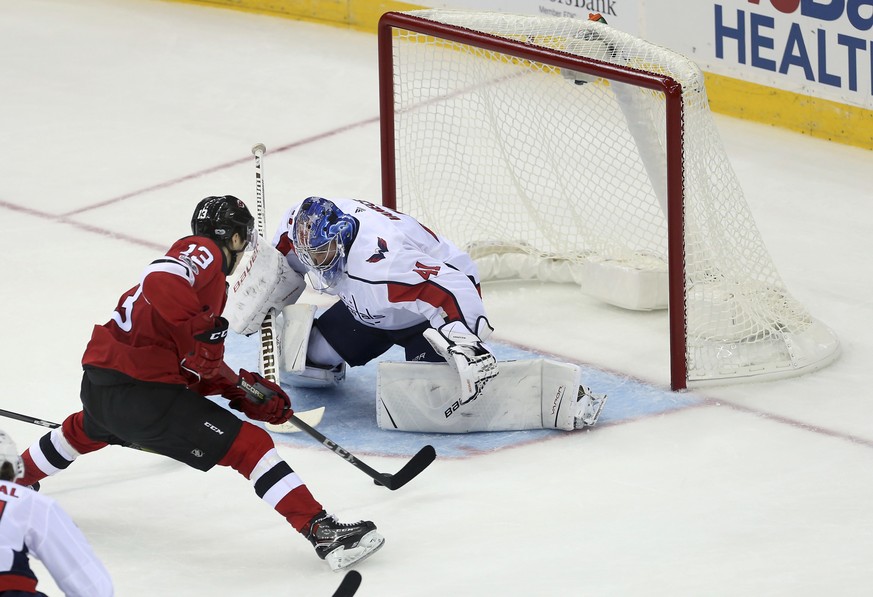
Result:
[234, 375, 436, 490]
[0, 408, 148, 452]
[250, 143, 324, 432]
[332, 570, 362, 597]
[287, 413, 436, 491]
[0, 408, 64, 430]
[3, 392, 435, 491]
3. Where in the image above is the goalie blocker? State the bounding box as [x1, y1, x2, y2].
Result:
[224, 237, 345, 386]
[225, 236, 306, 337]
[377, 359, 607, 433]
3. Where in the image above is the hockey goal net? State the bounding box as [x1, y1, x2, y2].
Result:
[377, 10, 839, 389]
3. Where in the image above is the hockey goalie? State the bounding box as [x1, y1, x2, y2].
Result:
[225, 196, 607, 433]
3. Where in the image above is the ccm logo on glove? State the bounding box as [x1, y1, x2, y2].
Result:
[195, 319, 229, 343]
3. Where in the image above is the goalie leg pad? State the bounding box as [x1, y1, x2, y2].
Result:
[277, 307, 346, 387]
[376, 359, 584, 432]
[278, 304, 317, 373]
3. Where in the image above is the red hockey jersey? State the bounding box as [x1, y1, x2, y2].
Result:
[82, 235, 229, 386]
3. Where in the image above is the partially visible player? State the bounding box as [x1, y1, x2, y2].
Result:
[227, 196, 606, 433]
[16, 196, 383, 571]
[0, 429, 114, 597]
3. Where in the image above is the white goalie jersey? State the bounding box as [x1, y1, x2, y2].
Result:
[273, 198, 489, 334]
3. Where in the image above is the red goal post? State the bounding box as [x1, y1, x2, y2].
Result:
[377, 10, 839, 390]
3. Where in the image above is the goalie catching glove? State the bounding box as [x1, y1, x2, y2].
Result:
[223, 369, 293, 425]
[423, 320, 498, 404]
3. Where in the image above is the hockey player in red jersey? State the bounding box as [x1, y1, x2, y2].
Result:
[16, 196, 384, 571]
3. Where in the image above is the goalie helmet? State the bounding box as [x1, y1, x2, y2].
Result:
[191, 195, 256, 250]
[0, 430, 24, 481]
[292, 197, 358, 290]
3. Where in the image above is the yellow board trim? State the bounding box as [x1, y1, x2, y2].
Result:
[705, 73, 872, 151]
[164, 0, 872, 150]
[166, 0, 423, 30]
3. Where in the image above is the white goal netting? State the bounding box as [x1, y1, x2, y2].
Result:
[382, 10, 839, 387]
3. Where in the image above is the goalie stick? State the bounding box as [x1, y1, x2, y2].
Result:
[250, 143, 324, 433]
[332, 570, 362, 597]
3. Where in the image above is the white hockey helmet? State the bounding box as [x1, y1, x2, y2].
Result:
[0, 430, 24, 481]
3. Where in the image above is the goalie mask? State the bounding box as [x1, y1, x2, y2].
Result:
[292, 197, 358, 290]
[191, 195, 256, 272]
[0, 430, 24, 481]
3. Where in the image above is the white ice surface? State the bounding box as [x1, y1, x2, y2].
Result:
[1, 1, 872, 595]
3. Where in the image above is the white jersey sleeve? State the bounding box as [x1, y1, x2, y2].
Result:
[0, 481, 113, 597]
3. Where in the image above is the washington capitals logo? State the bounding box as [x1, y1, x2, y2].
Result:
[367, 237, 389, 263]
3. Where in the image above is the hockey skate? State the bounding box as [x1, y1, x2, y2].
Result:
[574, 386, 608, 429]
[306, 511, 385, 571]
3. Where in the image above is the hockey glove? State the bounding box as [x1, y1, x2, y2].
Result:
[423, 320, 498, 404]
[181, 317, 229, 380]
[226, 369, 293, 425]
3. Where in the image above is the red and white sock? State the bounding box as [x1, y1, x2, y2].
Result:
[19, 411, 107, 486]
[219, 422, 323, 532]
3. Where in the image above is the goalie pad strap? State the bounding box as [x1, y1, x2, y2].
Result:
[376, 359, 582, 433]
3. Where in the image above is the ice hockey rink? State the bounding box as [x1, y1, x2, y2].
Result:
[2, 0, 872, 595]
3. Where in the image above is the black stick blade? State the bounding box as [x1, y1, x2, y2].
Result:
[332, 570, 362, 597]
[384, 445, 436, 490]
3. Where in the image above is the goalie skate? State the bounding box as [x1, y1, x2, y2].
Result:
[307, 511, 385, 572]
[574, 386, 608, 429]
